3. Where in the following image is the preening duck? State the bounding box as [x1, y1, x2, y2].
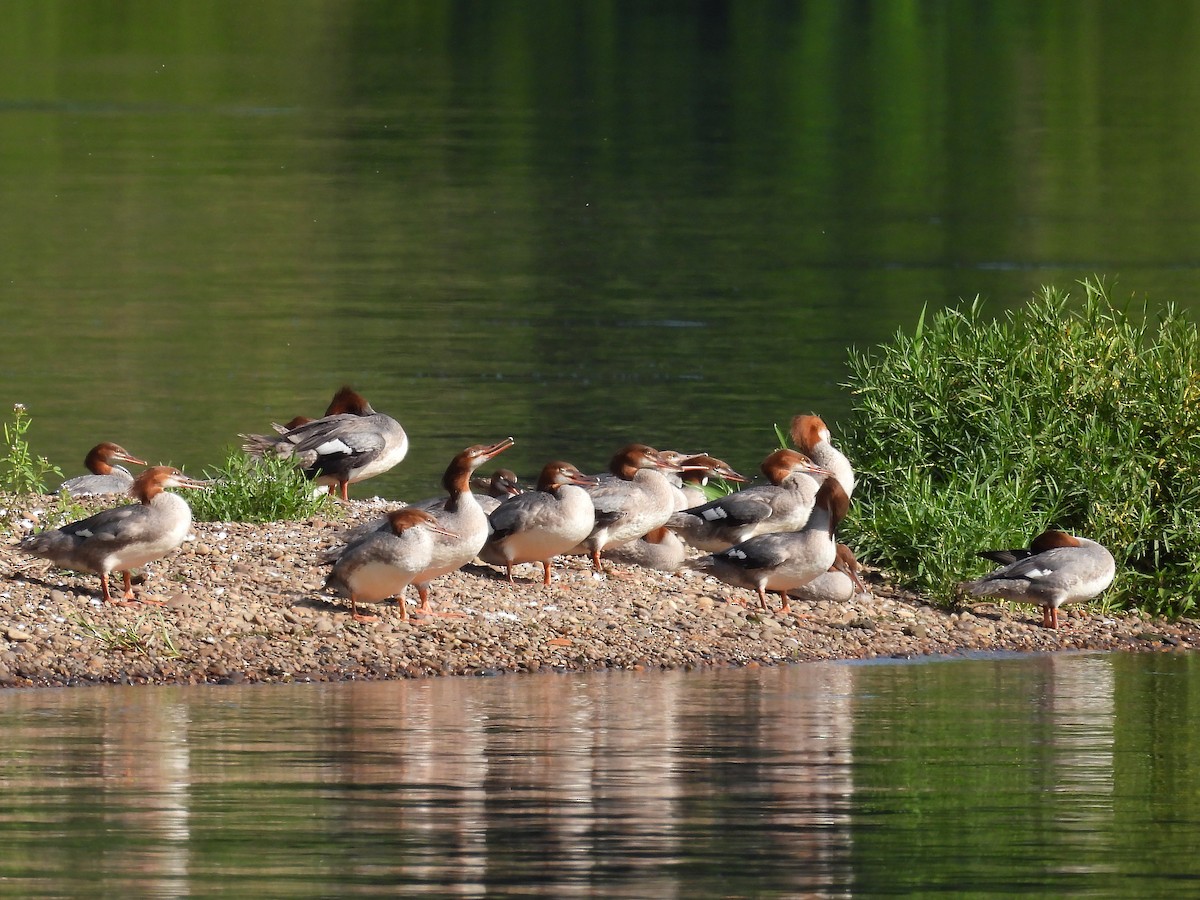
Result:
[687, 477, 850, 615]
[788, 542, 867, 604]
[242, 387, 408, 501]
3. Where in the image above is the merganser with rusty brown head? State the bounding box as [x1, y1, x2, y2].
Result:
[58, 442, 149, 498]
[480, 460, 598, 585]
[687, 477, 850, 615]
[405, 438, 515, 613]
[241, 386, 408, 501]
[472, 468, 524, 515]
[677, 454, 747, 509]
[20, 465, 208, 605]
[270, 387, 366, 436]
[320, 438, 514, 614]
[961, 529, 1116, 629]
[324, 508, 457, 623]
[667, 449, 833, 552]
[790, 414, 856, 499]
[572, 444, 690, 571]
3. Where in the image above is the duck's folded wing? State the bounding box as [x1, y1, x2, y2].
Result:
[713, 535, 791, 571]
[686, 491, 774, 527]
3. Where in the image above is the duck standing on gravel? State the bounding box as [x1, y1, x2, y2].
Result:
[405, 438, 515, 614]
[59, 442, 148, 497]
[790, 414, 856, 498]
[667, 449, 832, 553]
[573, 444, 690, 571]
[687, 477, 850, 615]
[961, 529, 1116, 629]
[19, 465, 208, 605]
[324, 508, 457, 623]
[480, 460, 598, 585]
[321, 438, 515, 615]
[241, 387, 408, 501]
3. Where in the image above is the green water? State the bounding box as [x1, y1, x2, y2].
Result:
[0, 654, 1196, 896]
[5, 1, 1200, 497]
[5, 6, 1200, 893]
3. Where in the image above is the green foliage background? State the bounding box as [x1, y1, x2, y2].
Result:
[843, 279, 1200, 618]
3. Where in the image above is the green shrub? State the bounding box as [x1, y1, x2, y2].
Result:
[188, 448, 333, 523]
[842, 278, 1200, 618]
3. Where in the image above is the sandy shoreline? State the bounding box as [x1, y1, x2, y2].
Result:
[0, 499, 1196, 688]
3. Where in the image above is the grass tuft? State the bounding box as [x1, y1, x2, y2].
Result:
[188, 447, 333, 523]
[842, 278, 1200, 618]
[68, 609, 181, 658]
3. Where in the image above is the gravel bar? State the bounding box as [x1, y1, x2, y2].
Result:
[1, 500, 1196, 688]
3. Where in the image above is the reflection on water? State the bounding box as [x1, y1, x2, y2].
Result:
[7, 3, 1200, 497]
[0, 654, 1199, 896]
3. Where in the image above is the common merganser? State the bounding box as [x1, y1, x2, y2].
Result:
[961, 530, 1116, 629]
[406, 438, 515, 614]
[788, 543, 867, 604]
[59, 442, 148, 498]
[480, 460, 598, 585]
[271, 387, 367, 436]
[677, 454, 747, 509]
[687, 478, 850, 615]
[241, 387, 408, 501]
[19, 466, 208, 605]
[790, 414, 856, 498]
[573, 444, 688, 571]
[667, 449, 832, 552]
[603, 525, 687, 573]
[472, 468, 524, 515]
[324, 508, 457, 623]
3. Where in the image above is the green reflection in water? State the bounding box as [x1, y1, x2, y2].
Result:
[847, 652, 1200, 897]
[0, 656, 1197, 895]
[3, 1, 1200, 503]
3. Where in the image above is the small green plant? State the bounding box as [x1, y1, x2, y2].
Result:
[772, 422, 789, 450]
[843, 278, 1200, 618]
[51, 490, 90, 524]
[1, 404, 62, 494]
[68, 609, 181, 658]
[188, 447, 332, 523]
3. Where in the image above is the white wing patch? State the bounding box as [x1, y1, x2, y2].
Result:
[702, 507, 728, 521]
[728, 548, 747, 560]
[1024, 566, 1052, 579]
[315, 439, 354, 456]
